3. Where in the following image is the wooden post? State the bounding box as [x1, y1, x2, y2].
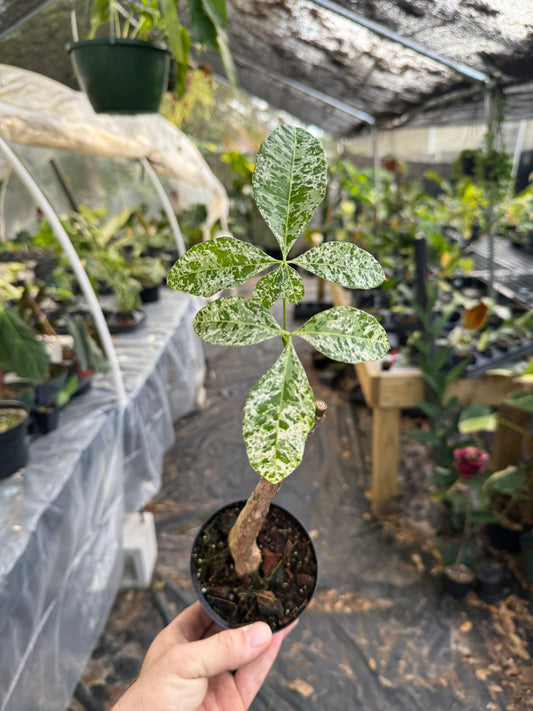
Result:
[371, 407, 399, 511]
[491, 405, 529, 470]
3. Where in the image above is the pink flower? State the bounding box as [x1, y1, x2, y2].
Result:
[453, 446, 490, 479]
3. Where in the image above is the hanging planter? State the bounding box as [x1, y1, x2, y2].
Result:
[66, 38, 171, 114]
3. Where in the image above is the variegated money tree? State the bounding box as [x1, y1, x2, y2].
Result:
[168, 125, 389, 577]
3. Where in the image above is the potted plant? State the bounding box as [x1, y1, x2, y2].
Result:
[0, 401, 31, 479]
[63, 315, 108, 394]
[167, 125, 390, 629]
[32, 374, 79, 435]
[440, 447, 492, 597]
[66, 0, 236, 113]
[0, 305, 51, 478]
[458, 393, 533, 549]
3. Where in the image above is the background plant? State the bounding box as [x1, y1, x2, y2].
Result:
[88, 0, 236, 97]
[168, 124, 389, 577]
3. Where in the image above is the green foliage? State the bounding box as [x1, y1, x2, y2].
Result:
[55, 375, 79, 409]
[252, 125, 327, 258]
[408, 287, 471, 472]
[168, 237, 277, 296]
[0, 306, 50, 382]
[293, 242, 384, 289]
[168, 125, 389, 483]
[64, 315, 108, 375]
[243, 343, 316, 483]
[34, 205, 165, 312]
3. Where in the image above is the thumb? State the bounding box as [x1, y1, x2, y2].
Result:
[178, 622, 273, 679]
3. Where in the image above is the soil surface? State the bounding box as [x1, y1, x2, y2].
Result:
[192, 501, 317, 630]
[68, 280, 533, 711]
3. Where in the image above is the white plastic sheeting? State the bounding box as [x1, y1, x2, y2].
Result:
[0, 288, 206, 711]
[0, 64, 228, 235]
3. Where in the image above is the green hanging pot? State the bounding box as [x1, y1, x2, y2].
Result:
[66, 37, 171, 114]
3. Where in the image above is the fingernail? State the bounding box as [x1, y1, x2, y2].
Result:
[245, 622, 272, 648]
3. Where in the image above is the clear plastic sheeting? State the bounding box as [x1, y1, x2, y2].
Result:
[0, 288, 206, 711]
[0, 64, 228, 234]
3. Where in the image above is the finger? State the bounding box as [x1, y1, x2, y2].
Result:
[174, 602, 214, 642]
[177, 622, 273, 679]
[235, 620, 298, 706]
[145, 602, 213, 667]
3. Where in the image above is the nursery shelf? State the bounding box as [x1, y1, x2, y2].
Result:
[0, 289, 205, 711]
[469, 234, 533, 308]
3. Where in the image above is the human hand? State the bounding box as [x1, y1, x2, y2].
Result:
[112, 601, 297, 711]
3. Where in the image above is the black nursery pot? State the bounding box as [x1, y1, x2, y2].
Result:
[443, 563, 475, 599]
[0, 401, 30, 479]
[32, 407, 60, 435]
[191, 501, 318, 632]
[140, 284, 160, 304]
[476, 564, 505, 604]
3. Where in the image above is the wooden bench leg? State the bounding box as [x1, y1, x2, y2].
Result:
[491, 405, 529, 470]
[371, 406, 399, 513]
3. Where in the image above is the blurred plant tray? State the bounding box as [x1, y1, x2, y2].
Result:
[104, 309, 146, 334]
[460, 338, 533, 378]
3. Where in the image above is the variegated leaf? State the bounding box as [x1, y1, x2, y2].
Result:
[292, 241, 385, 289]
[193, 296, 283, 346]
[167, 236, 277, 297]
[295, 306, 390, 363]
[281, 265, 304, 304]
[253, 268, 283, 309]
[253, 125, 327, 256]
[243, 342, 316, 483]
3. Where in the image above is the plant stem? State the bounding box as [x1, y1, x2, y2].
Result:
[228, 400, 327, 578]
[228, 477, 281, 577]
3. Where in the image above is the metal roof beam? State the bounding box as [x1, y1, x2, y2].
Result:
[234, 55, 376, 125]
[308, 0, 492, 85]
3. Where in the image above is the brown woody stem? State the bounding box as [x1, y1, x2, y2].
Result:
[228, 477, 281, 577]
[229, 399, 327, 578]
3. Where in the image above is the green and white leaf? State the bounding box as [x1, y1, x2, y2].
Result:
[292, 242, 385, 289]
[193, 296, 284, 346]
[253, 125, 327, 257]
[281, 265, 304, 304]
[167, 237, 277, 297]
[295, 306, 390, 363]
[243, 342, 315, 483]
[253, 268, 283, 309]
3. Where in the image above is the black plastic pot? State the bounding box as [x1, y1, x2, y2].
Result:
[520, 530, 533, 586]
[74, 372, 93, 397]
[34, 364, 68, 409]
[443, 563, 475, 598]
[476, 564, 505, 604]
[32, 406, 60, 435]
[140, 284, 160, 304]
[486, 523, 522, 553]
[0, 401, 30, 479]
[66, 38, 171, 114]
[191, 501, 317, 631]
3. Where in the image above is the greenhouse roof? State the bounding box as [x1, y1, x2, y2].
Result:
[0, 0, 533, 138]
